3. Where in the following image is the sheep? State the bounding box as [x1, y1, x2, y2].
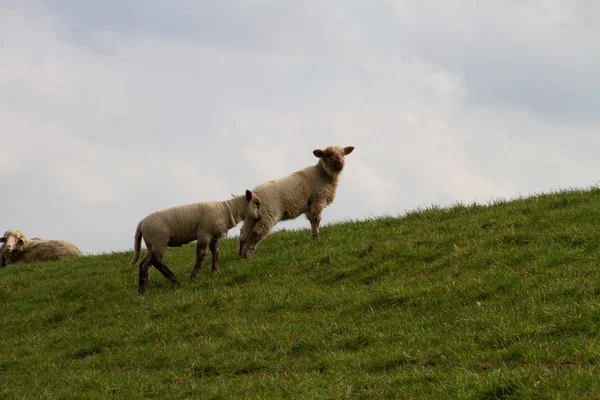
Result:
[1, 229, 31, 266]
[1, 237, 44, 266]
[239, 145, 355, 258]
[131, 189, 262, 294]
[0, 228, 30, 252]
[0, 229, 82, 266]
[1, 244, 16, 267]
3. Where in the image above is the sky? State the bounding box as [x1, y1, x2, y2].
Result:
[1, 1, 599, 255]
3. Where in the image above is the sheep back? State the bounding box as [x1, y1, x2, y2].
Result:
[16, 240, 82, 264]
[140, 201, 234, 246]
[253, 165, 336, 222]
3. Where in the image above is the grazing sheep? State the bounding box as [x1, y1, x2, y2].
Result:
[131, 190, 262, 294]
[239, 145, 354, 258]
[0, 229, 82, 266]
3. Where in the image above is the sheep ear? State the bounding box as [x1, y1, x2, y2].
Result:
[343, 146, 355, 155]
[0, 237, 5, 243]
[313, 149, 324, 158]
[245, 190, 253, 201]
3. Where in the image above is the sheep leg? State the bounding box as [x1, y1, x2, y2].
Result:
[190, 238, 209, 280]
[150, 254, 181, 287]
[209, 237, 221, 272]
[137, 254, 152, 294]
[307, 201, 325, 237]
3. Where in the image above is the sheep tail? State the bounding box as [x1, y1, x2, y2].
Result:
[131, 222, 143, 265]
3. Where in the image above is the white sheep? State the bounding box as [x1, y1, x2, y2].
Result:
[0, 238, 42, 267]
[239, 145, 354, 258]
[131, 190, 262, 294]
[0, 228, 29, 252]
[0, 229, 82, 266]
[1, 229, 26, 266]
[1, 228, 34, 266]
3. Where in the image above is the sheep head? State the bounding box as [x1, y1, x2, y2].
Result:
[313, 146, 354, 174]
[0, 229, 29, 252]
[244, 190, 262, 222]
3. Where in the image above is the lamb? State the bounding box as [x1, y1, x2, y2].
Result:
[0, 229, 82, 266]
[239, 145, 354, 259]
[131, 190, 262, 294]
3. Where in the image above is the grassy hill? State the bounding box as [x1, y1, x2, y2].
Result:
[2, 188, 600, 399]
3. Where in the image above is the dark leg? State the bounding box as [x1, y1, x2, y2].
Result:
[137, 255, 152, 294]
[150, 255, 181, 286]
[190, 238, 209, 280]
[210, 237, 221, 272]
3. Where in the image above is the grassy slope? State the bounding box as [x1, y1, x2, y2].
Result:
[2, 188, 600, 399]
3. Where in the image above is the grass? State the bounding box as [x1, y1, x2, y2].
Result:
[3, 187, 600, 398]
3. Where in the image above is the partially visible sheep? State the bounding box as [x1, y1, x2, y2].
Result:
[131, 190, 262, 294]
[0, 229, 30, 252]
[1, 244, 17, 267]
[239, 145, 354, 258]
[0, 229, 82, 266]
[1, 229, 30, 266]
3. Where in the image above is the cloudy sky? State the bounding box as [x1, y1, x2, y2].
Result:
[1, 1, 599, 254]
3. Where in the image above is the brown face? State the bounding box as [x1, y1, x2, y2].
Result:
[313, 146, 355, 172]
[245, 190, 262, 222]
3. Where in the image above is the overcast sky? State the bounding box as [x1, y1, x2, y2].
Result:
[1, 1, 599, 254]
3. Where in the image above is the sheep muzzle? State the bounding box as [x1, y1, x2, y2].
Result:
[333, 160, 344, 170]
[3, 236, 18, 252]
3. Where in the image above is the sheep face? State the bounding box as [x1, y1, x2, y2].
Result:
[313, 146, 354, 174]
[0, 232, 21, 252]
[244, 190, 262, 222]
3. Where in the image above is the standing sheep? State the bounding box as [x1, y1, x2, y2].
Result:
[0, 229, 82, 266]
[239, 145, 354, 258]
[131, 190, 262, 294]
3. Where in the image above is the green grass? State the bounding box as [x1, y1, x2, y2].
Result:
[3, 187, 600, 399]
